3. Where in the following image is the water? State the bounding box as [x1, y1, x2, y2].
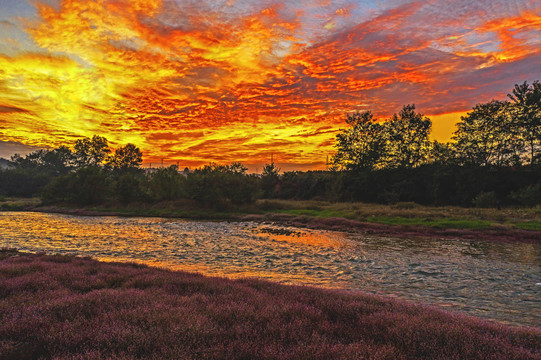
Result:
[1, 211, 539, 327]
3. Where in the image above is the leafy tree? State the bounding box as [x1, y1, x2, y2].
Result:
[384, 105, 432, 168]
[186, 163, 258, 205]
[10, 146, 75, 174]
[333, 111, 386, 170]
[227, 162, 248, 174]
[429, 141, 457, 165]
[508, 81, 541, 165]
[333, 106, 431, 170]
[74, 135, 110, 167]
[42, 166, 110, 205]
[113, 172, 147, 204]
[107, 143, 143, 170]
[148, 166, 186, 201]
[453, 100, 522, 166]
[261, 162, 280, 198]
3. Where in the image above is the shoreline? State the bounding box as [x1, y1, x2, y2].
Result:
[1, 250, 539, 359]
[16, 204, 541, 244]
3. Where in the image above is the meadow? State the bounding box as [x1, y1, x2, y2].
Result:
[1, 249, 540, 360]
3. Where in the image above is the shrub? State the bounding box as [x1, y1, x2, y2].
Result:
[473, 191, 498, 208]
[510, 183, 541, 207]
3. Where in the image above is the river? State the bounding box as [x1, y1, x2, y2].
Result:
[1, 211, 539, 327]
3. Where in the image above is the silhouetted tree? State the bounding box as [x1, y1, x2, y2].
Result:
[261, 162, 280, 198]
[42, 166, 110, 205]
[186, 163, 258, 205]
[429, 141, 457, 165]
[107, 143, 143, 170]
[74, 135, 110, 167]
[453, 100, 522, 166]
[508, 81, 541, 165]
[384, 105, 432, 168]
[333, 111, 386, 170]
[333, 105, 431, 170]
[148, 166, 186, 201]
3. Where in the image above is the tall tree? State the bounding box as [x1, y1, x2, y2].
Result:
[508, 81, 541, 165]
[384, 105, 432, 168]
[261, 162, 280, 198]
[332, 111, 387, 170]
[74, 135, 110, 167]
[453, 100, 522, 166]
[107, 143, 143, 170]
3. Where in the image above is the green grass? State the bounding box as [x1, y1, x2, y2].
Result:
[277, 208, 351, 219]
[0, 197, 40, 210]
[89, 206, 236, 220]
[366, 216, 493, 229]
[7, 196, 540, 233]
[257, 200, 540, 232]
[512, 220, 541, 231]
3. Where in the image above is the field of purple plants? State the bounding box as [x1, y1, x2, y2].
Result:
[1, 249, 540, 360]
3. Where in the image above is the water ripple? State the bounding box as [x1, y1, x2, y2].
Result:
[0, 211, 539, 327]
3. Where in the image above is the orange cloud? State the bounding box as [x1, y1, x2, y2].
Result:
[0, 0, 540, 169]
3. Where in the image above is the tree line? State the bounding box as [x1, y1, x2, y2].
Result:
[0, 81, 539, 208]
[333, 81, 541, 169]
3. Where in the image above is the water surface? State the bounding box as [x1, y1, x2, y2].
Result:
[1, 211, 539, 327]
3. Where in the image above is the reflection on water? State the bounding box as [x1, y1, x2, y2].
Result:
[1, 211, 539, 327]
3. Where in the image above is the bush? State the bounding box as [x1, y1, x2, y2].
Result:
[147, 166, 186, 201]
[42, 166, 110, 205]
[473, 191, 498, 208]
[113, 171, 147, 204]
[510, 183, 541, 207]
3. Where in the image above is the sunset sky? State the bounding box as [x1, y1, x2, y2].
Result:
[1, 0, 540, 170]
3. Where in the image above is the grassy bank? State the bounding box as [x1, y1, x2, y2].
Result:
[2, 196, 540, 241]
[1, 250, 540, 360]
[266, 200, 541, 231]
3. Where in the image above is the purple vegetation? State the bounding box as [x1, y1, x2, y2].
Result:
[0, 250, 540, 360]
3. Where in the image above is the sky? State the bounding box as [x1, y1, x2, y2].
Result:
[0, 0, 540, 170]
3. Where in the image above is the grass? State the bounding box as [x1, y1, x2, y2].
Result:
[1, 250, 540, 360]
[0, 197, 40, 211]
[278, 208, 351, 219]
[513, 220, 541, 231]
[264, 200, 541, 231]
[6, 196, 541, 233]
[365, 216, 494, 229]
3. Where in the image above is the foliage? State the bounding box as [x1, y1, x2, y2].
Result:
[186, 163, 259, 206]
[42, 166, 110, 205]
[453, 101, 522, 166]
[147, 166, 186, 201]
[472, 191, 499, 208]
[510, 183, 541, 207]
[106, 143, 143, 170]
[385, 104, 432, 168]
[508, 80, 541, 165]
[261, 162, 280, 198]
[73, 135, 110, 167]
[333, 110, 386, 170]
[333, 105, 431, 170]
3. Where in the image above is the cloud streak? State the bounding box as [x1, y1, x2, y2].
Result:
[0, 0, 539, 168]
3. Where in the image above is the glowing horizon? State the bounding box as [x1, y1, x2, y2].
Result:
[1, 0, 540, 170]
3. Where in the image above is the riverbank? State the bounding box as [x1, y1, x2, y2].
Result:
[32, 199, 541, 243]
[2, 197, 540, 243]
[1, 249, 539, 359]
